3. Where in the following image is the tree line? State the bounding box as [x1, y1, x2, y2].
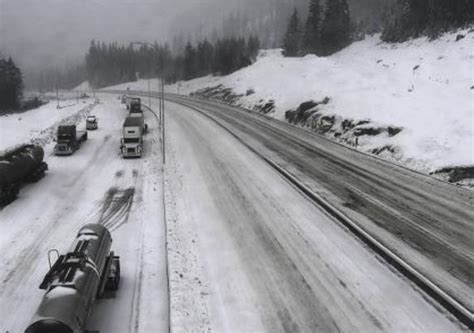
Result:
[381, 0, 474, 42]
[27, 64, 86, 93]
[283, 0, 473, 57]
[84, 36, 260, 89]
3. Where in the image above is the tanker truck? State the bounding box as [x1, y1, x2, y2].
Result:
[0, 144, 48, 205]
[25, 224, 121, 333]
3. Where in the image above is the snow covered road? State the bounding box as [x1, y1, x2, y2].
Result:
[0, 95, 168, 332]
[164, 94, 474, 320]
[0, 92, 469, 331]
[163, 100, 463, 331]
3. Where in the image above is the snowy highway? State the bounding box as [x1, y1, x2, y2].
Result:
[0, 95, 168, 332]
[165, 94, 474, 319]
[0, 93, 471, 331]
[163, 100, 465, 331]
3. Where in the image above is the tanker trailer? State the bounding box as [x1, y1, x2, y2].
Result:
[25, 224, 120, 333]
[0, 144, 48, 205]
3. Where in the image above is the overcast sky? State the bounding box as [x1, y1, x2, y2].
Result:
[0, 0, 244, 70]
[0, 0, 386, 72]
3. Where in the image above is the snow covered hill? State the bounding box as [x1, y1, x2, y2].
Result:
[105, 28, 474, 183]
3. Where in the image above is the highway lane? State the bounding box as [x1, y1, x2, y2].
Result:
[0, 95, 168, 333]
[162, 100, 463, 331]
[164, 94, 474, 316]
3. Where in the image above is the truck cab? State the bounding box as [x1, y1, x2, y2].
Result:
[86, 115, 98, 130]
[121, 117, 143, 158]
[54, 125, 87, 156]
[126, 97, 141, 110]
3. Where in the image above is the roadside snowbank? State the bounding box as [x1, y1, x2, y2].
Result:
[105, 28, 474, 178]
[0, 100, 96, 152]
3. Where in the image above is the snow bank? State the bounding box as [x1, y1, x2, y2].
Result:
[0, 100, 95, 152]
[105, 28, 474, 175]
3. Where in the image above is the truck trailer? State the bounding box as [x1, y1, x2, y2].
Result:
[126, 97, 141, 111]
[120, 117, 144, 158]
[0, 145, 48, 205]
[54, 125, 88, 156]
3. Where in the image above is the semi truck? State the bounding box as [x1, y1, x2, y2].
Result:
[126, 97, 141, 111]
[120, 116, 144, 158]
[54, 125, 88, 156]
[0, 145, 48, 205]
[127, 97, 150, 133]
[25, 224, 120, 333]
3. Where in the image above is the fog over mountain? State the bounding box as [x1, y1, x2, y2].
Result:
[0, 0, 389, 76]
[0, 0, 234, 69]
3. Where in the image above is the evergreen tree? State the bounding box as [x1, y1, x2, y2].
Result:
[283, 8, 302, 56]
[247, 35, 261, 62]
[196, 40, 214, 76]
[0, 57, 23, 111]
[183, 42, 198, 80]
[320, 0, 352, 55]
[303, 0, 323, 55]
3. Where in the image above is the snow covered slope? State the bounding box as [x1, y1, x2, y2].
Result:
[107, 28, 473, 179]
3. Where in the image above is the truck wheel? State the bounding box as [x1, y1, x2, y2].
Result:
[105, 257, 120, 291]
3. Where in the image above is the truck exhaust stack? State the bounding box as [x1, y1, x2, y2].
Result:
[25, 224, 120, 333]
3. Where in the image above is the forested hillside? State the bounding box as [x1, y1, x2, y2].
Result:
[84, 36, 260, 88]
[382, 0, 474, 42]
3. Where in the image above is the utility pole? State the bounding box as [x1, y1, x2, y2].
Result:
[56, 85, 60, 109]
[161, 76, 166, 164]
[131, 40, 166, 163]
[158, 78, 162, 127]
[148, 77, 151, 109]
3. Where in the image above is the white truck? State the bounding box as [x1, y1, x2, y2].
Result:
[120, 117, 144, 158]
[128, 105, 148, 133]
[126, 97, 141, 111]
[86, 115, 98, 130]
